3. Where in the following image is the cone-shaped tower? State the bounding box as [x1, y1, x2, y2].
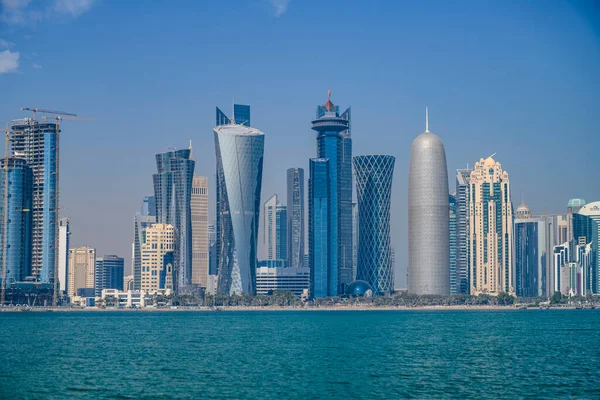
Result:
[408, 108, 450, 295]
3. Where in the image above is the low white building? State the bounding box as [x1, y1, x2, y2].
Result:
[255, 267, 310, 296]
[101, 289, 147, 308]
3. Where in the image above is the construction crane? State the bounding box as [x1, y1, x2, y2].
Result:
[20, 108, 93, 307]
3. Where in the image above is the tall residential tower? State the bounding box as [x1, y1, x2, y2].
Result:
[286, 168, 304, 270]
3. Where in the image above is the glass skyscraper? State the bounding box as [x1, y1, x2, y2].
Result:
[214, 106, 264, 295]
[11, 118, 59, 282]
[573, 201, 600, 294]
[0, 158, 33, 285]
[153, 149, 195, 291]
[455, 168, 472, 294]
[286, 168, 304, 270]
[514, 212, 547, 298]
[276, 204, 287, 263]
[216, 104, 251, 127]
[309, 158, 330, 298]
[309, 91, 352, 296]
[95, 255, 124, 296]
[353, 155, 395, 295]
[449, 194, 457, 295]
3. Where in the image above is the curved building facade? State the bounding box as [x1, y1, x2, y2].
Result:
[353, 155, 395, 294]
[214, 124, 264, 295]
[408, 113, 449, 295]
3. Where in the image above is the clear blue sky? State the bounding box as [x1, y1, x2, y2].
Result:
[1, 0, 599, 286]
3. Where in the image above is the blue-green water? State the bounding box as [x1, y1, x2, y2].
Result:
[1, 310, 599, 399]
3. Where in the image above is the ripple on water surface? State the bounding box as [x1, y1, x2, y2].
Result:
[1, 310, 599, 399]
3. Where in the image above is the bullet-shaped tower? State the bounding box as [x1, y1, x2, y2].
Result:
[408, 109, 449, 295]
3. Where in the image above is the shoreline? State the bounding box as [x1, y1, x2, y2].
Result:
[0, 305, 591, 312]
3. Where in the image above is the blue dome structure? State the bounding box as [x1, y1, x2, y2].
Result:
[345, 280, 374, 297]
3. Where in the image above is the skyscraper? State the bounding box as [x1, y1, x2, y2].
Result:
[68, 247, 95, 299]
[216, 104, 251, 127]
[191, 175, 209, 287]
[352, 202, 358, 281]
[95, 255, 124, 296]
[58, 218, 70, 292]
[11, 118, 59, 282]
[408, 109, 449, 295]
[263, 195, 279, 260]
[309, 158, 330, 298]
[141, 223, 175, 293]
[0, 158, 33, 285]
[353, 155, 395, 295]
[153, 148, 194, 291]
[468, 155, 514, 295]
[286, 168, 305, 270]
[133, 197, 156, 291]
[567, 198, 586, 243]
[573, 201, 600, 294]
[309, 90, 352, 296]
[449, 194, 457, 295]
[514, 204, 547, 297]
[214, 107, 264, 295]
[276, 204, 287, 262]
[455, 168, 472, 294]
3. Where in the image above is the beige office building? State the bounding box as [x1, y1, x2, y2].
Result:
[68, 247, 96, 298]
[141, 223, 175, 294]
[468, 155, 514, 295]
[191, 175, 209, 287]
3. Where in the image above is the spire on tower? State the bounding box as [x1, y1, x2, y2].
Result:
[189, 140, 193, 160]
[425, 107, 429, 132]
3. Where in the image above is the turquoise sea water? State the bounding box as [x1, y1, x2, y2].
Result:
[1, 310, 599, 399]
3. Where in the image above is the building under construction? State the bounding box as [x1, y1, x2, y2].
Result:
[10, 117, 59, 283]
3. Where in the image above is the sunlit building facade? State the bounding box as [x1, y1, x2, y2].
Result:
[514, 205, 547, 297]
[191, 175, 209, 287]
[468, 156, 514, 295]
[214, 112, 264, 295]
[68, 247, 96, 299]
[141, 223, 175, 293]
[353, 155, 395, 295]
[286, 168, 304, 270]
[0, 158, 33, 285]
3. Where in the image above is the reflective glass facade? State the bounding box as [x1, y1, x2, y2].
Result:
[310, 94, 351, 295]
[515, 219, 547, 297]
[95, 255, 124, 296]
[11, 120, 58, 282]
[449, 194, 457, 294]
[309, 158, 330, 298]
[276, 204, 287, 262]
[216, 105, 251, 127]
[0, 158, 33, 285]
[573, 202, 600, 294]
[153, 149, 194, 291]
[286, 168, 304, 270]
[214, 124, 264, 295]
[353, 155, 395, 295]
[455, 169, 472, 294]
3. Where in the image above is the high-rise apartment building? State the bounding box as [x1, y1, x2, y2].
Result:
[58, 218, 70, 292]
[449, 194, 457, 294]
[263, 195, 279, 260]
[309, 91, 352, 297]
[455, 168, 472, 294]
[514, 204, 547, 297]
[286, 168, 304, 270]
[353, 155, 395, 295]
[153, 148, 194, 291]
[191, 175, 209, 287]
[468, 155, 514, 295]
[214, 106, 264, 295]
[132, 197, 156, 291]
[95, 255, 124, 296]
[67, 247, 95, 299]
[141, 223, 175, 293]
[408, 110, 450, 295]
[0, 158, 33, 285]
[352, 202, 358, 281]
[11, 118, 59, 282]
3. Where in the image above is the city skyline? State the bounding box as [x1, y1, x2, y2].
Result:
[1, 1, 599, 288]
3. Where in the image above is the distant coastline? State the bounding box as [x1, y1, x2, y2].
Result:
[1, 305, 593, 313]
